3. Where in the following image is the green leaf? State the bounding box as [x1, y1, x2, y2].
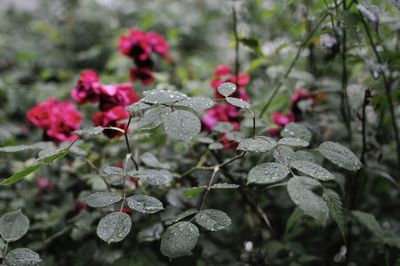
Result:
[96, 212, 132, 244]
[217, 82, 236, 97]
[126, 101, 151, 113]
[142, 89, 188, 104]
[284, 207, 304, 237]
[352, 210, 384, 242]
[184, 186, 206, 199]
[281, 123, 312, 142]
[126, 195, 164, 214]
[4, 248, 42, 266]
[247, 162, 289, 184]
[318, 141, 362, 171]
[287, 176, 329, 226]
[160, 222, 199, 258]
[226, 97, 250, 109]
[0, 163, 44, 186]
[211, 183, 240, 189]
[290, 160, 335, 181]
[323, 189, 345, 239]
[278, 137, 309, 147]
[0, 209, 30, 242]
[36, 148, 69, 163]
[294, 150, 316, 163]
[128, 169, 173, 186]
[138, 106, 172, 130]
[102, 166, 124, 176]
[83, 192, 122, 208]
[140, 152, 171, 169]
[73, 126, 104, 136]
[174, 97, 215, 112]
[166, 209, 198, 226]
[273, 146, 296, 166]
[164, 110, 201, 143]
[194, 209, 231, 231]
[237, 137, 277, 153]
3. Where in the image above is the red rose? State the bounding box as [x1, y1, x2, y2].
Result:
[99, 83, 140, 111]
[92, 106, 130, 138]
[146, 32, 170, 58]
[27, 98, 82, 142]
[272, 112, 295, 127]
[118, 28, 152, 61]
[71, 70, 102, 104]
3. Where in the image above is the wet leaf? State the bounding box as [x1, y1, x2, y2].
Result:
[166, 209, 198, 226]
[287, 176, 329, 226]
[226, 97, 250, 109]
[164, 110, 201, 143]
[83, 192, 122, 208]
[194, 209, 231, 231]
[211, 183, 240, 189]
[217, 82, 236, 97]
[318, 141, 362, 171]
[0, 209, 30, 242]
[142, 89, 188, 104]
[323, 189, 345, 239]
[128, 169, 173, 186]
[127, 194, 164, 214]
[290, 160, 335, 181]
[281, 123, 312, 142]
[278, 137, 309, 147]
[138, 106, 172, 130]
[4, 248, 41, 266]
[73, 126, 104, 136]
[96, 212, 132, 244]
[237, 137, 277, 152]
[247, 163, 289, 184]
[160, 222, 199, 258]
[175, 97, 215, 112]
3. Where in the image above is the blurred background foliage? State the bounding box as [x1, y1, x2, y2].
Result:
[0, 0, 400, 265]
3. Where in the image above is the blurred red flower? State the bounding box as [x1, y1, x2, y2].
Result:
[92, 106, 130, 138]
[71, 70, 102, 104]
[27, 98, 82, 142]
[99, 83, 140, 111]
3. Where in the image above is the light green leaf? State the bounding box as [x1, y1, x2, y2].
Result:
[281, 123, 312, 142]
[83, 192, 122, 208]
[160, 222, 199, 258]
[0, 209, 30, 242]
[164, 110, 201, 143]
[184, 186, 206, 199]
[36, 148, 69, 163]
[287, 176, 329, 226]
[290, 160, 335, 181]
[278, 137, 309, 147]
[4, 248, 41, 266]
[226, 97, 250, 109]
[0, 163, 44, 186]
[96, 212, 132, 244]
[126, 195, 164, 214]
[318, 141, 362, 171]
[73, 126, 104, 136]
[128, 169, 173, 186]
[217, 82, 236, 97]
[247, 163, 289, 184]
[175, 97, 215, 112]
[194, 209, 231, 231]
[142, 89, 188, 104]
[323, 189, 345, 239]
[237, 137, 277, 152]
[352, 210, 383, 242]
[138, 106, 172, 130]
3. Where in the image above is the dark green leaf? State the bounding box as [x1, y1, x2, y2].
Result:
[4, 248, 41, 266]
[127, 195, 164, 214]
[247, 163, 289, 184]
[164, 110, 201, 143]
[194, 209, 231, 231]
[83, 192, 122, 208]
[96, 212, 132, 244]
[0, 209, 30, 242]
[160, 222, 199, 258]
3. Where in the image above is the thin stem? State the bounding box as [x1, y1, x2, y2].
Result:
[124, 115, 139, 171]
[232, 5, 240, 88]
[340, 0, 353, 144]
[259, 12, 329, 117]
[198, 166, 220, 211]
[360, 90, 369, 164]
[358, 9, 400, 171]
[120, 153, 130, 212]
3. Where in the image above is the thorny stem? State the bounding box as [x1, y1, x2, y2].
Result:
[259, 12, 330, 117]
[358, 9, 400, 170]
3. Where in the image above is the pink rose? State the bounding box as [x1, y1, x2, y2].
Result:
[71, 70, 101, 104]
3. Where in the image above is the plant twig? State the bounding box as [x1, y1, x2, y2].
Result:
[259, 12, 329, 117]
[124, 115, 139, 171]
